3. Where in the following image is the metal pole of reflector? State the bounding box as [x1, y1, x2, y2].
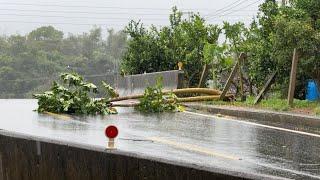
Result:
[105, 125, 118, 149]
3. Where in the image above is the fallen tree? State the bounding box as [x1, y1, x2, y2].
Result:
[107, 88, 222, 103]
[34, 73, 231, 115]
[112, 95, 234, 107]
[33, 73, 118, 115]
[112, 95, 220, 107]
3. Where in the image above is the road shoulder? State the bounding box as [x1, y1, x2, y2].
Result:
[184, 103, 320, 135]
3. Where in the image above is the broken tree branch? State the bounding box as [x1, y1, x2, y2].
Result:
[111, 94, 234, 107]
[108, 88, 222, 103]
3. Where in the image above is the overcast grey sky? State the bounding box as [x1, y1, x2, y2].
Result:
[0, 0, 267, 36]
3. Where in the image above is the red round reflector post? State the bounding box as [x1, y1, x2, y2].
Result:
[105, 125, 118, 139]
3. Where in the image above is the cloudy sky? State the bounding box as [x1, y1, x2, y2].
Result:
[0, 0, 266, 35]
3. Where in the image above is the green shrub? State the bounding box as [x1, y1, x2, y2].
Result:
[136, 77, 183, 113]
[33, 73, 118, 115]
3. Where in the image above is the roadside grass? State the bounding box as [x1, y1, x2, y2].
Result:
[259, 98, 290, 111]
[314, 107, 320, 116]
[208, 96, 320, 115]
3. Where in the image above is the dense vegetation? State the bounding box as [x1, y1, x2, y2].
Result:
[246, 0, 320, 98]
[0, 26, 127, 98]
[1, 0, 319, 101]
[122, 0, 320, 99]
[122, 7, 221, 87]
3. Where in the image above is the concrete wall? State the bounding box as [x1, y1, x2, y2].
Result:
[0, 131, 267, 180]
[86, 70, 184, 96]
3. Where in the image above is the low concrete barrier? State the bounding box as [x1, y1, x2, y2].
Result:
[86, 70, 185, 96]
[0, 130, 276, 180]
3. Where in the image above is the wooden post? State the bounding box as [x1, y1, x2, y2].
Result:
[178, 62, 183, 70]
[198, 64, 212, 88]
[219, 62, 238, 100]
[177, 62, 184, 89]
[238, 54, 245, 101]
[220, 53, 246, 100]
[287, 48, 299, 106]
[254, 71, 277, 105]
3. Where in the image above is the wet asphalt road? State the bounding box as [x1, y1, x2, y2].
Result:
[1, 99, 320, 179]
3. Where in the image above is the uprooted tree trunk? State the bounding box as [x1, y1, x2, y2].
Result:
[109, 88, 234, 107]
[107, 88, 222, 103]
[112, 95, 223, 107]
[198, 64, 213, 88]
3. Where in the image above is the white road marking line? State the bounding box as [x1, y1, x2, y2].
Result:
[149, 136, 320, 179]
[184, 111, 320, 138]
[43, 111, 71, 120]
[246, 160, 320, 179]
[148, 137, 241, 160]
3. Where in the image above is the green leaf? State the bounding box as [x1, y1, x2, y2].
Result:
[102, 81, 119, 98]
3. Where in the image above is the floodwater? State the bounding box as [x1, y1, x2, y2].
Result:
[1, 99, 320, 179]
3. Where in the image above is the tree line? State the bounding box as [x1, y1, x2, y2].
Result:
[1, 0, 319, 99]
[121, 0, 320, 99]
[0, 26, 127, 98]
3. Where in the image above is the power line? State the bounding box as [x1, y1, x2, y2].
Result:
[0, 2, 238, 12]
[0, 8, 258, 17]
[0, 2, 171, 10]
[215, 0, 255, 17]
[0, 12, 254, 21]
[0, 13, 168, 21]
[205, 0, 250, 18]
[0, 8, 171, 16]
[0, 20, 166, 27]
[0, 20, 127, 26]
[209, 16, 255, 21]
[206, 0, 261, 20]
[209, 0, 262, 20]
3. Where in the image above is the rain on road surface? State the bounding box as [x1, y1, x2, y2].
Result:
[1, 99, 320, 179]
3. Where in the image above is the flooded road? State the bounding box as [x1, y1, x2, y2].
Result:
[1, 99, 320, 179]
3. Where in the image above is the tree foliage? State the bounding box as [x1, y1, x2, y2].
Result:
[200, 0, 320, 98]
[33, 73, 118, 115]
[246, 0, 320, 97]
[121, 7, 221, 86]
[34, 73, 183, 115]
[136, 77, 183, 113]
[2, 0, 320, 101]
[0, 26, 127, 98]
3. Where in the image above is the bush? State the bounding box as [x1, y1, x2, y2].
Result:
[136, 77, 183, 113]
[33, 73, 118, 115]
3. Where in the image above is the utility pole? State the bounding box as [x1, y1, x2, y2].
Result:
[287, 48, 299, 107]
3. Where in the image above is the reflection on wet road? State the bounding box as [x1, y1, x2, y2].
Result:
[1, 99, 320, 179]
